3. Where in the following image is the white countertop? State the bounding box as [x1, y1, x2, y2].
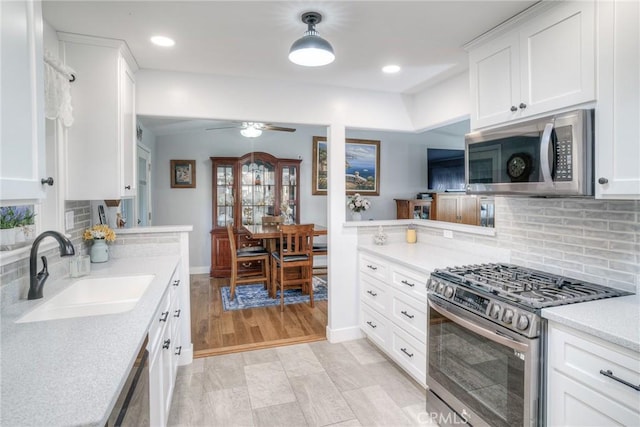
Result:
[358, 239, 511, 274]
[0, 256, 180, 426]
[542, 293, 640, 353]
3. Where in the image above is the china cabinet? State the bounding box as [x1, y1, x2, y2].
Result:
[210, 152, 301, 277]
[467, 1, 595, 130]
[0, 1, 46, 201]
[433, 194, 480, 226]
[60, 33, 137, 200]
[394, 199, 433, 220]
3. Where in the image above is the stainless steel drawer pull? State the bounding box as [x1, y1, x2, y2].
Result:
[174, 309, 181, 318]
[401, 310, 414, 319]
[367, 290, 377, 297]
[175, 346, 183, 356]
[162, 339, 171, 349]
[367, 265, 378, 271]
[599, 369, 640, 391]
[366, 321, 377, 329]
[401, 280, 415, 287]
[159, 311, 169, 322]
[400, 347, 414, 358]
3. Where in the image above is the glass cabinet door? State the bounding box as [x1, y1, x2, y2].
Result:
[214, 163, 235, 228]
[281, 164, 298, 223]
[240, 159, 275, 225]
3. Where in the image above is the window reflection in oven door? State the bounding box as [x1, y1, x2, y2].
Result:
[426, 295, 539, 427]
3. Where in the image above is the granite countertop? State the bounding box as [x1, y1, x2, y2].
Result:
[0, 255, 180, 426]
[542, 293, 640, 353]
[357, 239, 511, 275]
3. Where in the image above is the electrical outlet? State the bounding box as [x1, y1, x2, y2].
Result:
[443, 230, 453, 239]
[65, 211, 74, 230]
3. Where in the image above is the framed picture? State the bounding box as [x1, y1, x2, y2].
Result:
[312, 137, 380, 196]
[170, 160, 196, 188]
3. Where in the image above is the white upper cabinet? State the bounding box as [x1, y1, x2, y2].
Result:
[60, 33, 137, 200]
[468, 1, 596, 130]
[1, 0, 47, 201]
[595, 0, 640, 199]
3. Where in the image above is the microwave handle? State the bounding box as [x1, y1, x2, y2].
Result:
[540, 123, 554, 183]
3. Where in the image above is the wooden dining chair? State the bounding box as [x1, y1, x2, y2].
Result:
[227, 223, 270, 301]
[312, 240, 328, 276]
[270, 224, 314, 311]
[261, 215, 283, 226]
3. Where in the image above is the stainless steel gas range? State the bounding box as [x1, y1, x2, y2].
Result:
[426, 263, 631, 427]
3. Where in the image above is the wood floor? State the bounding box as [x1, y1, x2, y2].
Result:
[190, 274, 328, 358]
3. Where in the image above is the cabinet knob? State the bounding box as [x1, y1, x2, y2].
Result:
[519, 102, 527, 109]
[41, 177, 54, 186]
[598, 177, 609, 185]
[510, 106, 518, 112]
[162, 339, 171, 349]
[172, 279, 180, 287]
[124, 185, 131, 190]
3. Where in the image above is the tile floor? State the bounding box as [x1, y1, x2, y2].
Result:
[168, 339, 435, 426]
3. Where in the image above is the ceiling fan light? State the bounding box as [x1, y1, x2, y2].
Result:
[240, 127, 262, 138]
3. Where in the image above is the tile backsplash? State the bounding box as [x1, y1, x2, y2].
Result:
[416, 197, 639, 292]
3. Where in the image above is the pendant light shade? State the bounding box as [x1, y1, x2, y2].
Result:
[289, 12, 335, 67]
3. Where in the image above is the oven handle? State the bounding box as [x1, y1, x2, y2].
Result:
[428, 298, 529, 353]
[540, 122, 554, 184]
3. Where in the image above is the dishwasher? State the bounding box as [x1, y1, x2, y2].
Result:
[107, 336, 150, 426]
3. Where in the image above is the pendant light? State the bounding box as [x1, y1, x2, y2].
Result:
[288, 12, 335, 67]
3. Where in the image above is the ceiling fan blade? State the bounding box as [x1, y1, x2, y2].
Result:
[262, 125, 296, 132]
[205, 125, 241, 131]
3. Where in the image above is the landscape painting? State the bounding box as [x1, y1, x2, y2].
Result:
[312, 137, 380, 196]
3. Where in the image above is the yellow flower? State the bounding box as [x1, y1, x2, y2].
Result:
[83, 224, 116, 242]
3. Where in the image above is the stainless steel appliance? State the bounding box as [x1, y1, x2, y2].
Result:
[426, 263, 631, 427]
[465, 109, 594, 196]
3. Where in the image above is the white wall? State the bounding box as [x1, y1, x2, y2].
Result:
[411, 71, 470, 131]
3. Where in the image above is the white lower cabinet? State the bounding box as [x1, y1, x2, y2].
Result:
[359, 251, 428, 387]
[546, 322, 640, 426]
[148, 264, 183, 427]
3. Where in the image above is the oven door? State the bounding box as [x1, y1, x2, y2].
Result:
[427, 295, 539, 427]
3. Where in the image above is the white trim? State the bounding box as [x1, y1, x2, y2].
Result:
[326, 325, 364, 343]
[189, 266, 209, 275]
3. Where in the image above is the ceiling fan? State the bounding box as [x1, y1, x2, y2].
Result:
[206, 122, 296, 138]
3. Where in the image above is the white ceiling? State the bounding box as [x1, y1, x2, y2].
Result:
[43, 0, 537, 96]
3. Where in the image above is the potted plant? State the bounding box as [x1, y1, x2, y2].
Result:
[84, 224, 116, 263]
[0, 207, 17, 247]
[20, 208, 36, 241]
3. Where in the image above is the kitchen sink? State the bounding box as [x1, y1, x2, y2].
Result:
[16, 275, 155, 323]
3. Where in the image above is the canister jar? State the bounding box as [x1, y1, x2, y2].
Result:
[406, 226, 417, 244]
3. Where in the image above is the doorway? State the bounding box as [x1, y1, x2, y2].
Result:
[136, 145, 152, 226]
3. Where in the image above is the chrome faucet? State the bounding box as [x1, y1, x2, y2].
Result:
[29, 231, 75, 300]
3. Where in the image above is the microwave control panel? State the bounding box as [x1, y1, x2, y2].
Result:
[554, 125, 573, 181]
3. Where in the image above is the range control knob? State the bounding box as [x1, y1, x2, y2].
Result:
[444, 286, 454, 298]
[437, 283, 445, 295]
[516, 315, 530, 331]
[489, 304, 501, 319]
[502, 309, 514, 324]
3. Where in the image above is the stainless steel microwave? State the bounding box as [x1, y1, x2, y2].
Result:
[465, 109, 594, 196]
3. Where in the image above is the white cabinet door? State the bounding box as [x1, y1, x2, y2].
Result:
[61, 33, 137, 200]
[595, 0, 640, 199]
[0, 0, 46, 201]
[519, 1, 595, 118]
[469, 32, 520, 129]
[468, 1, 596, 130]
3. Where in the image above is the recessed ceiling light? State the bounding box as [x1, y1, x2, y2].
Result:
[382, 65, 401, 74]
[150, 36, 175, 47]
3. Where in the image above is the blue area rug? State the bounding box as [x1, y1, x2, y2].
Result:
[221, 276, 327, 311]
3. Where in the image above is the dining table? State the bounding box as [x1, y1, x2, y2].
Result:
[242, 223, 327, 254]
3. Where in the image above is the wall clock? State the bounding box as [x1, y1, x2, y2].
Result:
[506, 152, 533, 182]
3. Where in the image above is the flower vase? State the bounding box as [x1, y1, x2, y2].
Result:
[351, 212, 362, 221]
[90, 239, 109, 263]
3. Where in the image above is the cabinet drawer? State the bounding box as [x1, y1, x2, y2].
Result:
[390, 290, 426, 343]
[391, 266, 428, 300]
[390, 325, 426, 387]
[361, 304, 390, 349]
[548, 323, 640, 412]
[149, 290, 171, 349]
[360, 275, 389, 315]
[359, 254, 388, 281]
[237, 233, 263, 249]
